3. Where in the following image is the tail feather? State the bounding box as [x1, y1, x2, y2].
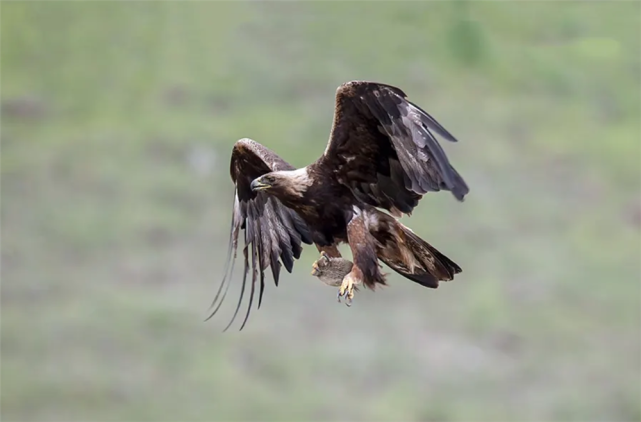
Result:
[368, 210, 462, 289]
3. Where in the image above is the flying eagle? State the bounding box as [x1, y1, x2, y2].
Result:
[207, 81, 469, 330]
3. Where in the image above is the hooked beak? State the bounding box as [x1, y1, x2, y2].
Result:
[250, 177, 270, 192]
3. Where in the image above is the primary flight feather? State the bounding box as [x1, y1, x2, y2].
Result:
[207, 81, 469, 330]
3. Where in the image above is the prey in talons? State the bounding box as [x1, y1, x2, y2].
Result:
[310, 251, 360, 306]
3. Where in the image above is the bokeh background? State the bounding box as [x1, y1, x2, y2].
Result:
[2, 2, 640, 421]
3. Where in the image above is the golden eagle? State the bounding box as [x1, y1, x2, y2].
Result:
[207, 81, 468, 330]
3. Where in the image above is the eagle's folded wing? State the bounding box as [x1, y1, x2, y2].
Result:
[317, 81, 469, 216]
[206, 138, 312, 330]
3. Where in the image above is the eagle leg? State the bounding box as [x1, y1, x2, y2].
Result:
[314, 244, 342, 258]
[336, 208, 384, 306]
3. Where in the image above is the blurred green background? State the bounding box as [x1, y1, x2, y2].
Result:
[2, 2, 640, 421]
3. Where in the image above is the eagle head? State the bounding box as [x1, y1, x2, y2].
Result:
[250, 174, 277, 191]
[250, 168, 312, 198]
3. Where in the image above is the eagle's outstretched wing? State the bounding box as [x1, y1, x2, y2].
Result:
[317, 81, 469, 217]
[206, 138, 313, 330]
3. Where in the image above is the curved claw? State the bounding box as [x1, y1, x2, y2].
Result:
[312, 252, 331, 278]
[311, 262, 320, 277]
[337, 273, 357, 307]
[336, 290, 352, 306]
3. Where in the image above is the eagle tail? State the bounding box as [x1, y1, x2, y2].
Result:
[370, 211, 461, 288]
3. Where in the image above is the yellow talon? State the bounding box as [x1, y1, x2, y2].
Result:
[337, 273, 357, 306]
[311, 262, 320, 276]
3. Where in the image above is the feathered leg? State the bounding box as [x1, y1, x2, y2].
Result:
[315, 244, 342, 258]
[338, 210, 385, 306]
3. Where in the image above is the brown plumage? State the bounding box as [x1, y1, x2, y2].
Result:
[207, 81, 468, 330]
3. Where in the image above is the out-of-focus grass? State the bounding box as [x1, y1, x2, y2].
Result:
[1, 2, 639, 421]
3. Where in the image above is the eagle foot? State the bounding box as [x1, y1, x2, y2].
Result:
[337, 271, 360, 307]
